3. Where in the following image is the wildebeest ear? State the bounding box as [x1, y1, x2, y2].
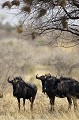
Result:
[48, 73, 51, 77]
[45, 73, 51, 78]
[19, 76, 22, 80]
[45, 74, 47, 76]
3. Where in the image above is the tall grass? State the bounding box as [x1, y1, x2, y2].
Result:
[0, 38, 79, 119]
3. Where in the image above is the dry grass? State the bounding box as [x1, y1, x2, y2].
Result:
[1, 91, 79, 120]
[0, 37, 79, 119]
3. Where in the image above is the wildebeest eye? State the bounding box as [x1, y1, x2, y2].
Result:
[13, 79, 18, 84]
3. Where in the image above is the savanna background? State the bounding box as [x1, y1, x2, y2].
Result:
[0, 17, 79, 120]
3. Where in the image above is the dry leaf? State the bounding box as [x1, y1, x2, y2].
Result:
[58, 0, 67, 7]
[17, 25, 23, 33]
[2, 1, 12, 9]
[23, 0, 34, 4]
[61, 16, 68, 28]
[31, 32, 36, 39]
[21, 6, 31, 13]
[11, 0, 20, 6]
[37, 9, 46, 18]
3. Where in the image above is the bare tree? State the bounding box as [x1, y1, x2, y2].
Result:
[1, 0, 79, 45]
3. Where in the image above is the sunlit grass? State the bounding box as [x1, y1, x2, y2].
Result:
[0, 38, 79, 119]
[0, 91, 79, 120]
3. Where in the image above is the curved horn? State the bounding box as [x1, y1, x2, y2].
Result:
[19, 76, 22, 80]
[7, 76, 11, 83]
[36, 74, 39, 79]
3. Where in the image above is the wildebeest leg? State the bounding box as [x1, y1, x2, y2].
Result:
[67, 96, 72, 110]
[50, 96, 55, 111]
[17, 98, 20, 111]
[72, 96, 78, 111]
[30, 96, 36, 111]
[23, 98, 25, 111]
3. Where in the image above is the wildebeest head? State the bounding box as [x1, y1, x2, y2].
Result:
[36, 74, 47, 93]
[7, 76, 23, 84]
[36, 73, 51, 80]
[43, 76, 59, 93]
[7, 76, 23, 97]
[7, 77, 19, 85]
[36, 74, 52, 93]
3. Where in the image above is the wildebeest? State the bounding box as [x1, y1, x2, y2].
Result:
[36, 73, 57, 94]
[36, 74, 79, 111]
[8, 76, 37, 111]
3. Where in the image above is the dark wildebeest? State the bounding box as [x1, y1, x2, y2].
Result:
[36, 74, 79, 111]
[8, 76, 37, 111]
[59, 76, 79, 109]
